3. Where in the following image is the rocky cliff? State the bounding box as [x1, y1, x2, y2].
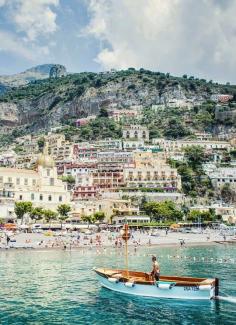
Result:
[0, 68, 235, 141]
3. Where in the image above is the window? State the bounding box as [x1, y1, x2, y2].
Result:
[0, 176, 3, 183]
[19, 195, 22, 200]
[24, 179, 28, 185]
[16, 178, 20, 185]
[47, 169, 50, 176]
[8, 177, 12, 183]
[59, 196, 62, 202]
[40, 194, 43, 201]
[31, 193, 34, 200]
[32, 179, 36, 186]
[50, 178, 54, 186]
[48, 195, 52, 201]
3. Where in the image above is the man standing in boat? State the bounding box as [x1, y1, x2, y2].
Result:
[151, 256, 160, 281]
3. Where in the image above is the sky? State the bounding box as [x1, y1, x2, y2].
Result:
[0, 0, 236, 83]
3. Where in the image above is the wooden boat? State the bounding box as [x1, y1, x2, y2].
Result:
[93, 268, 218, 300]
[94, 223, 219, 300]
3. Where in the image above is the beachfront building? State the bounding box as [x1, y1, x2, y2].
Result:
[122, 125, 149, 142]
[0, 151, 70, 218]
[72, 198, 139, 222]
[123, 152, 181, 191]
[113, 215, 150, 225]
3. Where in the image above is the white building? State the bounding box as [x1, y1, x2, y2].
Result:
[205, 167, 236, 190]
[152, 138, 232, 152]
[113, 215, 150, 225]
[0, 151, 71, 219]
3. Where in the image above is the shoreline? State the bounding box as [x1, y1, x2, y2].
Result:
[0, 241, 223, 252]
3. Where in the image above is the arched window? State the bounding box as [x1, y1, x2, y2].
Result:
[48, 195, 52, 201]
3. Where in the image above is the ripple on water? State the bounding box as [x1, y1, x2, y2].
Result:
[0, 245, 236, 324]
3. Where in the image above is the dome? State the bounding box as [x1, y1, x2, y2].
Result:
[36, 142, 55, 169]
[36, 153, 55, 168]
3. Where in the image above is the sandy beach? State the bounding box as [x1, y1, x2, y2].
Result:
[0, 229, 232, 251]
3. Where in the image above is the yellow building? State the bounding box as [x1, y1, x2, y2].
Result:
[123, 152, 181, 190]
[46, 134, 73, 162]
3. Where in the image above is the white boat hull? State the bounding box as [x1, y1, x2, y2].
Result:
[96, 273, 215, 300]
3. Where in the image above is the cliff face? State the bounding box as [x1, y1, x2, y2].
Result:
[0, 68, 235, 136]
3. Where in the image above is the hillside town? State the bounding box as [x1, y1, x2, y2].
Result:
[0, 97, 236, 228]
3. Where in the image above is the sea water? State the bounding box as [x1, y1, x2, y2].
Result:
[0, 245, 235, 324]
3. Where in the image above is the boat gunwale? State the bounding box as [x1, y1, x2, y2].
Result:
[94, 268, 216, 287]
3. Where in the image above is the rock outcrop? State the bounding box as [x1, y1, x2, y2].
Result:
[0, 69, 235, 137]
[49, 65, 67, 78]
[0, 64, 67, 88]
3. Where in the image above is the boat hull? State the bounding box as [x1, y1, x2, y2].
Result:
[95, 272, 216, 300]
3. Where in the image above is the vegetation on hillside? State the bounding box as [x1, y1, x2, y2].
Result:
[0, 68, 236, 146]
[168, 146, 213, 198]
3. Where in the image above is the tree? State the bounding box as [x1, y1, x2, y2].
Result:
[187, 210, 201, 222]
[93, 212, 105, 223]
[143, 201, 183, 222]
[30, 207, 43, 222]
[184, 146, 205, 170]
[187, 209, 216, 222]
[81, 215, 93, 223]
[57, 204, 71, 227]
[37, 137, 45, 152]
[140, 196, 148, 210]
[99, 107, 109, 118]
[61, 175, 75, 184]
[164, 119, 190, 139]
[43, 209, 57, 223]
[14, 201, 32, 224]
[221, 184, 234, 203]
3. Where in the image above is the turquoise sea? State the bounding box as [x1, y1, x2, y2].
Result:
[0, 245, 236, 325]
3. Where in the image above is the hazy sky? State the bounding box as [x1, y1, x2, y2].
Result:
[0, 0, 236, 83]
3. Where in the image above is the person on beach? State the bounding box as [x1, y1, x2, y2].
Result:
[151, 256, 160, 281]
